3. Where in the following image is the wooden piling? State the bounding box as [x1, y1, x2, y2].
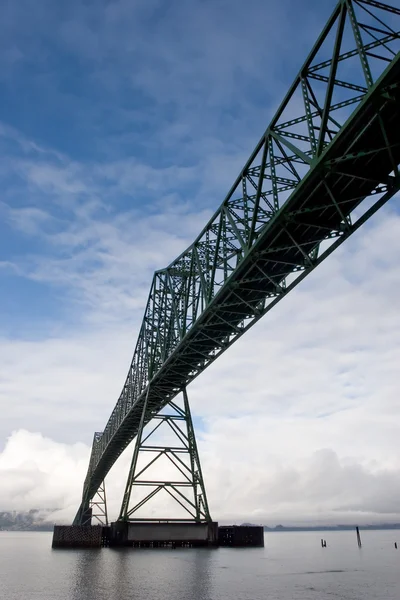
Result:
[356, 526, 362, 548]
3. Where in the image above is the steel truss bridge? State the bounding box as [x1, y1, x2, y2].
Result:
[74, 0, 400, 525]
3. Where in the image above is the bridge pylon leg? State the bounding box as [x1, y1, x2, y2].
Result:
[82, 480, 108, 526]
[118, 387, 211, 523]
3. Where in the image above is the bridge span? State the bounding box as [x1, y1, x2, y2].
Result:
[73, 0, 400, 527]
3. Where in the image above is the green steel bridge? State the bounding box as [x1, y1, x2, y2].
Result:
[74, 0, 400, 526]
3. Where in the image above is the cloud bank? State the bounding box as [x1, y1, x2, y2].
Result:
[1, 426, 400, 526]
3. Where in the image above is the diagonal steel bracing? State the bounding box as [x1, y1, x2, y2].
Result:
[83, 481, 108, 526]
[73, 0, 400, 524]
[118, 388, 211, 523]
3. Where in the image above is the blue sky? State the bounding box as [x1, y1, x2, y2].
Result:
[1, 0, 400, 523]
[0, 0, 332, 342]
[1, 0, 396, 338]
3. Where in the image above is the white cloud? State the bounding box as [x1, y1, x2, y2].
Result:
[1, 123, 399, 523]
[0, 430, 89, 515]
[1, 424, 400, 526]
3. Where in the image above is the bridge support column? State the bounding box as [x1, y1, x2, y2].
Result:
[82, 480, 108, 526]
[118, 388, 211, 523]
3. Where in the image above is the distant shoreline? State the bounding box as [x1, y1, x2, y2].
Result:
[262, 524, 400, 532]
[2, 522, 400, 533]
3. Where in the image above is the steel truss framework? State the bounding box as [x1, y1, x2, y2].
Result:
[74, 0, 400, 524]
[80, 432, 109, 525]
[83, 481, 108, 526]
[119, 389, 211, 522]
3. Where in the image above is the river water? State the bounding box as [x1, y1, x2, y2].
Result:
[1, 530, 399, 599]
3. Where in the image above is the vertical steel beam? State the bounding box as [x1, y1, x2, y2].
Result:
[119, 386, 151, 520]
[316, 2, 347, 156]
[85, 481, 108, 526]
[182, 388, 211, 521]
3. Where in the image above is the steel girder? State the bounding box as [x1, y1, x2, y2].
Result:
[74, 0, 400, 524]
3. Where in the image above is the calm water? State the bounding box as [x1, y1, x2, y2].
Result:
[1, 530, 399, 599]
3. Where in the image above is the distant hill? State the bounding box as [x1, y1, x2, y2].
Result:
[0, 510, 55, 531]
[262, 524, 400, 532]
[2, 512, 400, 532]
[239, 522, 400, 532]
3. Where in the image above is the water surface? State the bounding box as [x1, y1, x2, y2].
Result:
[1, 530, 399, 599]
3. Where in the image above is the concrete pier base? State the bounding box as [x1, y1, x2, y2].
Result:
[52, 525, 103, 548]
[109, 521, 219, 547]
[52, 522, 264, 548]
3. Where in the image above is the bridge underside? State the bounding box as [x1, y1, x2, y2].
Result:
[74, 0, 400, 525]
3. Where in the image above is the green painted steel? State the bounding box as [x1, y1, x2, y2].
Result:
[119, 389, 211, 523]
[74, 0, 400, 525]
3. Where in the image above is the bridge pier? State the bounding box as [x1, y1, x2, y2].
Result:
[61, 387, 263, 549]
[52, 523, 264, 548]
[52, 525, 104, 548]
[108, 520, 219, 547]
